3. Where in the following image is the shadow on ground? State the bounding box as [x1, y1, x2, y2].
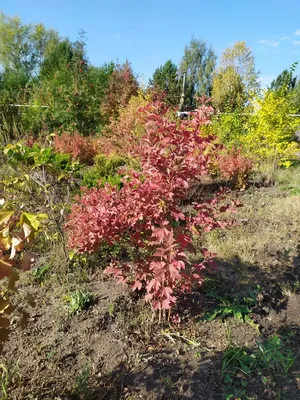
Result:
[67, 251, 300, 400]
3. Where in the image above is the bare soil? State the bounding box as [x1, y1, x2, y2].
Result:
[1, 187, 300, 400]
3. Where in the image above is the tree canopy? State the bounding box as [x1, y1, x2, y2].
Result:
[179, 38, 217, 109]
[212, 41, 260, 111]
[149, 60, 180, 106]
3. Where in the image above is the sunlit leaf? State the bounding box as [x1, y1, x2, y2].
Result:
[0, 211, 13, 229]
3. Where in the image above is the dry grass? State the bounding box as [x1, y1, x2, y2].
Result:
[205, 190, 300, 265]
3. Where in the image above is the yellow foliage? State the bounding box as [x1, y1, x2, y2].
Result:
[243, 90, 300, 166]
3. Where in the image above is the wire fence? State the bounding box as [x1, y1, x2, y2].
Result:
[6, 104, 300, 118]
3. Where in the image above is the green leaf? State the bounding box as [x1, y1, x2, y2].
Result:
[233, 306, 243, 321]
[203, 309, 221, 321]
[20, 212, 40, 231]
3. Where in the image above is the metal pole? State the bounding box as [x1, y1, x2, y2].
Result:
[179, 71, 186, 112]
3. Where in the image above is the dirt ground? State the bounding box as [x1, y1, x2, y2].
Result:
[1, 186, 300, 400]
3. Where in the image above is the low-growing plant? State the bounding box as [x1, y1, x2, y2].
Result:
[255, 335, 296, 377]
[217, 148, 253, 189]
[54, 132, 98, 165]
[31, 264, 51, 284]
[80, 153, 137, 188]
[0, 363, 9, 399]
[64, 289, 94, 314]
[222, 335, 296, 397]
[81, 170, 123, 189]
[200, 285, 260, 330]
[74, 363, 91, 399]
[67, 100, 236, 310]
[0, 361, 20, 400]
[202, 297, 256, 327]
[94, 153, 131, 176]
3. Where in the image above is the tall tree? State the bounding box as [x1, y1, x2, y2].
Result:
[0, 12, 58, 77]
[24, 33, 114, 135]
[179, 38, 216, 109]
[292, 79, 300, 113]
[270, 70, 297, 92]
[212, 66, 246, 111]
[149, 60, 180, 106]
[270, 63, 298, 93]
[212, 41, 259, 111]
[219, 41, 260, 95]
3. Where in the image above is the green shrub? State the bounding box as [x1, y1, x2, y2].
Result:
[3, 141, 81, 173]
[81, 168, 123, 189]
[80, 153, 137, 189]
[94, 153, 129, 175]
[244, 90, 300, 167]
[212, 107, 248, 147]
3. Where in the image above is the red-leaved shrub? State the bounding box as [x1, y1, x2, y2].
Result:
[218, 148, 253, 188]
[101, 62, 139, 122]
[67, 100, 235, 310]
[54, 132, 97, 165]
[25, 136, 37, 148]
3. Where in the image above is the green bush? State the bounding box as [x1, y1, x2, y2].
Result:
[3, 141, 81, 173]
[81, 168, 123, 189]
[243, 90, 300, 167]
[80, 153, 137, 189]
[94, 153, 128, 175]
[212, 106, 248, 147]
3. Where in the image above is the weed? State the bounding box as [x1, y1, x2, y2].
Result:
[108, 302, 115, 318]
[0, 361, 20, 399]
[64, 289, 94, 315]
[200, 288, 259, 331]
[256, 335, 296, 377]
[45, 350, 56, 360]
[74, 363, 91, 399]
[0, 364, 9, 399]
[222, 346, 255, 382]
[222, 335, 296, 398]
[31, 264, 51, 284]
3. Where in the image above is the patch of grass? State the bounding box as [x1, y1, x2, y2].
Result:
[222, 334, 296, 399]
[275, 165, 300, 188]
[63, 289, 94, 315]
[204, 190, 300, 265]
[275, 165, 300, 195]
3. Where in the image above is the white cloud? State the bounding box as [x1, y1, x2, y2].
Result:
[292, 40, 300, 45]
[294, 29, 300, 35]
[280, 36, 290, 41]
[258, 39, 279, 47]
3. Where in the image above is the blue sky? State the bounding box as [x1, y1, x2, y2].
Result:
[1, 0, 300, 86]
